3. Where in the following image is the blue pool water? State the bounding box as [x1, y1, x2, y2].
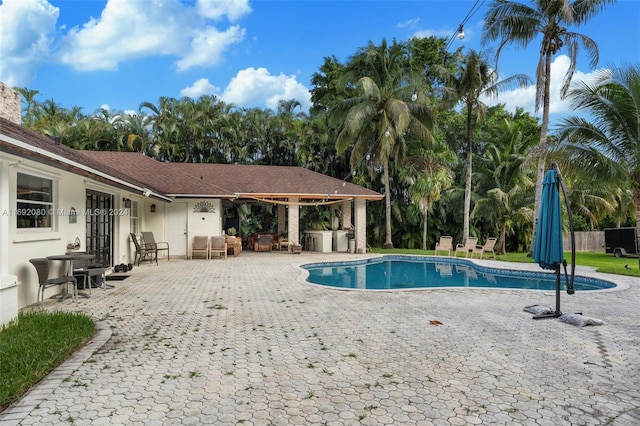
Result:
[302, 256, 616, 291]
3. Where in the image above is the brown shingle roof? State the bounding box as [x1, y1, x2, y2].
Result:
[1, 116, 382, 201]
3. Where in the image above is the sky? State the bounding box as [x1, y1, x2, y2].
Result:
[1, 0, 639, 125]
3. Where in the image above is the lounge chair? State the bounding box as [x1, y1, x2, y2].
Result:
[209, 236, 227, 259]
[190, 236, 210, 260]
[473, 237, 497, 259]
[130, 233, 158, 265]
[255, 234, 273, 252]
[455, 237, 478, 258]
[29, 258, 78, 306]
[141, 232, 170, 260]
[434, 236, 453, 256]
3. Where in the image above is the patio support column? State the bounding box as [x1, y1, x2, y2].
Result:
[0, 159, 18, 326]
[287, 198, 299, 245]
[354, 198, 366, 254]
[277, 203, 286, 236]
[341, 199, 352, 229]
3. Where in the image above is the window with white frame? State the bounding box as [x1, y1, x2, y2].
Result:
[16, 172, 54, 229]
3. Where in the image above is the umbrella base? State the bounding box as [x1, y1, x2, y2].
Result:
[533, 311, 563, 320]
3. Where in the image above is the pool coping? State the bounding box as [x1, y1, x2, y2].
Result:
[297, 254, 632, 292]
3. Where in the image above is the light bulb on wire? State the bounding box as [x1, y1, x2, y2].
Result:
[384, 128, 390, 137]
[411, 89, 418, 102]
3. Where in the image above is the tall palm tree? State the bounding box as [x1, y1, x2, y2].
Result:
[332, 39, 436, 248]
[437, 49, 529, 244]
[556, 64, 640, 268]
[482, 0, 615, 251]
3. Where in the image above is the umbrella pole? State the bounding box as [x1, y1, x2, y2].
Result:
[533, 265, 563, 319]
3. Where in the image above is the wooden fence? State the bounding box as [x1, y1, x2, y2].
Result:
[563, 231, 605, 252]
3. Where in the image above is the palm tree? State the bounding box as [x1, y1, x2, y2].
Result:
[437, 49, 529, 244]
[556, 64, 640, 268]
[483, 0, 615, 251]
[474, 117, 537, 254]
[332, 39, 436, 248]
[401, 141, 457, 250]
[16, 87, 40, 126]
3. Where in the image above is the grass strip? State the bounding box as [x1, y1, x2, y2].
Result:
[0, 310, 95, 411]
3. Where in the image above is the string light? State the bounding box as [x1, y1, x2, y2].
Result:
[411, 89, 418, 102]
[445, 0, 485, 50]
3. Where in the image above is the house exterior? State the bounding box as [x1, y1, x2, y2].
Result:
[0, 84, 382, 326]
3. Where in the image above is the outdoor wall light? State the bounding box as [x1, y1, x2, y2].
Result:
[123, 198, 132, 208]
[150, 204, 156, 213]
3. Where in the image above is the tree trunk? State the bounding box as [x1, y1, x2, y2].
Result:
[530, 52, 552, 255]
[383, 160, 394, 249]
[422, 211, 428, 251]
[463, 101, 473, 244]
[499, 224, 507, 255]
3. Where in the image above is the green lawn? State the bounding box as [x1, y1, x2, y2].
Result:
[0, 310, 95, 411]
[368, 248, 640, 277]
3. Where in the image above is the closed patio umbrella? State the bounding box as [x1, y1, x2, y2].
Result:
[532, 163, 575, 319]
[533, 169, 564, 270]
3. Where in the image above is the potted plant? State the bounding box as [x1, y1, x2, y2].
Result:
[227, 227, 237, 236]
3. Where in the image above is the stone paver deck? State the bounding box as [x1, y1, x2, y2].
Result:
[2, 252, 639, 425]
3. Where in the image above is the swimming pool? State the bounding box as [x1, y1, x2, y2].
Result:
[301, 256, 617, 291]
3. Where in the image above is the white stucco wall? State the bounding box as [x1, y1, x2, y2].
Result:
[0, 151, 142, 309]
[187, 199, 222, 239]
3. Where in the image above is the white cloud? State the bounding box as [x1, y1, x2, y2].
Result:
[219, 67, 311, 111]
[484, 55, 595, 118]
[0, 0, 58, 87]
[196, 0, 252, 21]
[180, 78, 220, 98]
[55, 0, 247, 72]
[175, 26, 245, 71]
[397, 18, 419, 29]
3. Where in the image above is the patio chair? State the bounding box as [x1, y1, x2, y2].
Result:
[130, 233, 158, 266]
[209, 236, 227, 259]
[141, 232, 170, 260]
[190, 236, 210, 259]
[255, 234, 273, 252]
[72, 252, 108, 295]
[473, 237, 497, 260]
[29, 258, 77, 306]
[434, 236, 453, 256]
[455, 237, 478, 258]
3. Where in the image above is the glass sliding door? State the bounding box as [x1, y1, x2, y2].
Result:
[86, 190, 113, 267]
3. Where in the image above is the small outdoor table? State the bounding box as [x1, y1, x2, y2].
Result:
[47, 253, 95, 299]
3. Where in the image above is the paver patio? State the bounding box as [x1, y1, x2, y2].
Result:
[2, 252, 639, 425]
